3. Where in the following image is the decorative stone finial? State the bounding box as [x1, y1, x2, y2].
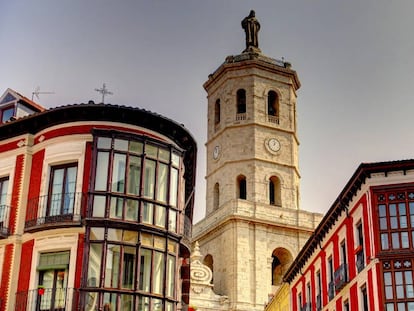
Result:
[241, 10, 261, 53]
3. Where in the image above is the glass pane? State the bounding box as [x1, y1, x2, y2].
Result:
[141, 233, 152, 247]
[146, 145, 158, 158]
[171, 153, 180, 167]
[50, 168, 64, 216]
[166, 255, 175, 297]
[126, 199, 138, 221]
[407, 285, 414, 298]
[108, 228, 123, 241]
[144, 160, 156, 198]
[397, 303, 404, 311]
[153, 251, 164, 294]
[380, 217, 388, 230]
[142, 203, 153, 224]
[156, 163, 168, 202]
[110, 197, 124, 219]
[392, 232, 400, 249]
[0, 178, 8, 205]
[123, 230, 138, 244]
[97, 137, 111, 149]
[170, 168, 178, 207]
[112, 153, 126, 192]
[103, 293, 117, 311]
[127, 156, 141, 195]
[114, 139, 128, 151]
[385, 286, 393, 299]
[408, 302, 414, 311]
[391, 216, 398, 229]
[105, 244, 120, 288]
[379, 204, 387, 217]
[1, 107, 14, 122]
[139, 249, 151, 292]
[121, 294, 133, 311]
[169, 209, 177, 232]
[122, 246, 136, 289]
[63, 166, 77, 214]
[92, 195, 106, 217]
[129, 141, 143, 154]
[381, 233, 389, 250]
[400, 216, 408, 228]
[154, 236, 165, 250]
[390, 204, 397, 216]
[87, 243, 102, 287]
[95, 152, 109, 191]
[90, 227, 105, 240]
[384, 272, 392, 285]
[138, 297, 150, 311]
[386, 304, 394, 311]
[153, 298, 162, 311]
[401, 232, 409, 248]
[155, 205, 166, 227]
[159, 148, 170, 162]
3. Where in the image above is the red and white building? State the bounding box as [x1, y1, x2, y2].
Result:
[0, 89, 197, 311]
[284, 160, 414, 311]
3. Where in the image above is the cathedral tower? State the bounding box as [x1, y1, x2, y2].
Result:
[192, 11, 322, 311]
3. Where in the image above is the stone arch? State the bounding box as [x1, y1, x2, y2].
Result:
[271, 247, 293, 286]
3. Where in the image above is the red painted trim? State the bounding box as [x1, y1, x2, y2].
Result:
[362, 193, 372, 263]
[320, 251, 327, 307]
[9, 154, 24, 234]
[346, 216, 356, 279]
[368, 268, 375, 311]
[17, 240, 34, 291]
[0, 139, 22, 153]
[74, 234, 84, 289]
[292, 287, 297, 311]
[332, 235, 339, 270]
[0, 244, 14, 309]
[375, 262, 383, 309]
[350, 283, 358, 310]
[34, 124, 165, 144]
[336, 296, 342, 311]
[310, 265, 315, 309]
[82, 142, 92, 217]
[26, 150, 45, 221]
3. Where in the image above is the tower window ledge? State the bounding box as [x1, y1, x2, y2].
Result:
[235, 113, 246, 121]
[267, 115, 280, 124]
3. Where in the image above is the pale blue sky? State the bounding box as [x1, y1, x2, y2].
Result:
[1, 1, 414, 222]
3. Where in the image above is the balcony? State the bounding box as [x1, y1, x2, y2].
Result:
[25, 193, 86, 232]
[267, 115, 279, 124]
[334, 263, 348, 291]
[328, 281, 335, 301]
[235, 113, 246, 121]
[15, 288, 79, 311]
[0, 204, 11, 238]
[356, 248, 365, 273]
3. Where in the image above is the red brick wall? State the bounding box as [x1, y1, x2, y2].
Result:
[0, 244, 14, 310]
[26, 150, 45, 221]
[9, 154, 25, 234]
[17, 240, 34, 292]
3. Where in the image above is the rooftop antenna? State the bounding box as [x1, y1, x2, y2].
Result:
[95, 83, 113, 104]
[32, 86, 54, 101]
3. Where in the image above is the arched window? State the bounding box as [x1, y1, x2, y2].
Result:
[213, 183, 220, 210]
[267, 91, 278, 116]
[272, 248, 293, 286]
[236, 89, 246, 114]
[269, 176, 281, 206]
[203, 254, 214, 283]
[237, 175, 247, 200]
[214, 99, 221, 125]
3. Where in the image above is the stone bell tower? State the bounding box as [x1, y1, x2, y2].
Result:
[191, 11, 322, 311]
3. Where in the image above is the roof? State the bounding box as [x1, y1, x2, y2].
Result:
[1, 88, 46, 112]
[0, 102, 197, 219]
[283, 159, 414, 283]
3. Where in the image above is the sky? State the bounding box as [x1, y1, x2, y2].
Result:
[1, 1, 414, 223]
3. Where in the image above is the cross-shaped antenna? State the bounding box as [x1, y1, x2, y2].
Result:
[95, 83, 113, 103]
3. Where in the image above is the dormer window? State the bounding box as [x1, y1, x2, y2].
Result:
[1, 106, 14, 123]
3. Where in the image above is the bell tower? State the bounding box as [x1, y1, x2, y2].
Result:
[192, 11, 322, 311]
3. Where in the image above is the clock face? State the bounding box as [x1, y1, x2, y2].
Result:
[213, 145, 220, 159]
[268, 138, 281, 152]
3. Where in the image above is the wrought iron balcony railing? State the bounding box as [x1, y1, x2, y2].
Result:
[15, 288, 79, 311]
[25, 193, 86, 232]
[328, 281, 335, 301]
[356, 248, 365, 273]
[0, 204, 11, 238]
[334, 263, 348, 291]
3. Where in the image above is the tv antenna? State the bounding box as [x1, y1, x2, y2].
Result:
[95, 83, 113, 103]
[32, 86, 54, 101]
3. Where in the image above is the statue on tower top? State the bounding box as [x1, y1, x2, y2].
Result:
[241, 10, 261, 53]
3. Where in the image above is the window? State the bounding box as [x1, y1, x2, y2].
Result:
[383, 259, 414, 310]
[213, 183, 220, 210]
[92, 135, 182, 231]
[237, 175, 247, 200]
[376, 190, 414, 251]
[341, 240, 347, 265]
[86, 229, 177, 310]
[214, 99, 221, 125]
[267, 91, 279, 124]
[37, 251, 70, 311]
[269, 176, 281, 206]
[328, 256, 334, 300]
[272, 248, 292, 286]
[356, 221, 365, 272]
[236, 89, 246, 114]
[48, 163, 77, 217]
[307, 282, 312, 306]
[316, 271, 322, 310]
[344, 300, 350, 311]
[1, 106, 14, 123]
[0, 177, 9, 234]
[298, 292, 302, 310]
[361, 285, 369, 311]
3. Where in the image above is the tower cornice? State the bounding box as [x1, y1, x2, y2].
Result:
[204, 52, 301, 92]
